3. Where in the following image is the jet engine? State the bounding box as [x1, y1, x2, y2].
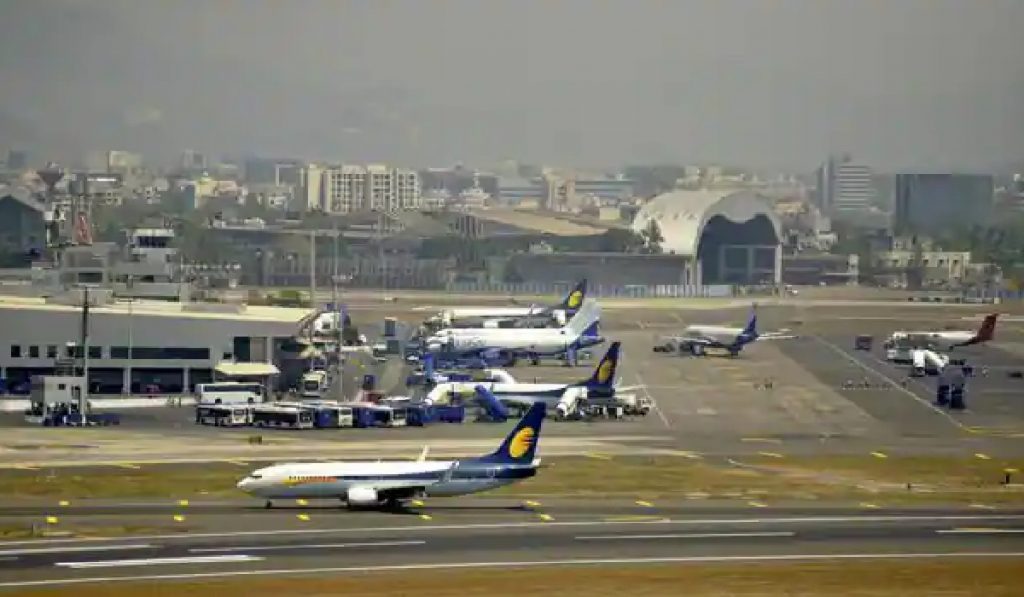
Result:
[346, 487, 379, 506]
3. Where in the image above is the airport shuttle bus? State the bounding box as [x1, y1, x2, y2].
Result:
[195, 382, 265, 405]
[195, 405, 253, 427]
[252, 405, 314, 429]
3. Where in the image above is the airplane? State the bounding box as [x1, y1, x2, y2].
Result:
[424, 342, 645, 418]
[236, 402, 546, 509]
[425, 299, 604, 365]
[887, 313, 998, 352]
[428, 280, 588, 328]
[655, 307, 795, 357]
[405, 353, 516, 388]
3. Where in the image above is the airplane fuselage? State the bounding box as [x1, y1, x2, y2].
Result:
[237, 460, 535, 500]
[428, 381, 571, 407]
[682, 325, 745, 345]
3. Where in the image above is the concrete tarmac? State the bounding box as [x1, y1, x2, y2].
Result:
[1, 502, 1024, 589]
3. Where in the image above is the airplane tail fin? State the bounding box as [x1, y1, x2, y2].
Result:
[476, 402, 545, 464]
[559, 280, 588, 312]
[565, 299, 600, 339]
[580, 341, 620, 391]
[740, 306, 758, 339]
[976, 313, 998, 342]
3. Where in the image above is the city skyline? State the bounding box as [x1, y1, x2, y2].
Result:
[1, 0, 1022, 172]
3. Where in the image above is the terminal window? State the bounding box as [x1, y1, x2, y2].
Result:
[46, 345, 57, 358]
[10, 345, 21, 358]
[29, 346, 39, 358]
[88, 346, 102, 359]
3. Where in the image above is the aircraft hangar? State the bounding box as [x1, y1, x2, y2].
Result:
[631, 189, 783, 286]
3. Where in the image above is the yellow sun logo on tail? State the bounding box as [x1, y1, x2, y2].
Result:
[596, 357, 614, 384]
[509, 427, 536, 459]
[566, 290, 583, 310]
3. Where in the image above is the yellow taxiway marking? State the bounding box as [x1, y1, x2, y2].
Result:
[419, 514, 433, 521]
[1005, 467, 1020, 474]
[410, 500, 425, 507]
[969, 504, 996, 510]
[296, 513, 310, 521]
[538, 513, 554, 522]
[173, 514, 186, 523]
[635, 500, 654, 508]
[860, 502, 881, 509]
[585, 452, 613, 460]
[225, 460, 249, 467]
[58, 500, 70, 507]
[523, 500, 542, 508]
[45, 516, 58, 524]
[296, 499, 308, 506]
[114, 463, 141, 469]
[741, 437, 782, 444]
[747, 501, 768, 508]
[14, 464, 39, 470]
[177, 499, 189, 507]
[605, 515, 664, 522]
[758, 451, 784, 459]
[871, 452, 888, 459]
[975, 453, 991, 460]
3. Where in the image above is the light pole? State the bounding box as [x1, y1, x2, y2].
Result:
[126, 276, 134, 395]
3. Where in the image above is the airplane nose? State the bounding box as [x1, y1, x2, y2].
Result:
[236, 478, 251, 491]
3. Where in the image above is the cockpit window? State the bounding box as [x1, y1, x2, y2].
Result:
[250, 474, 262, 480]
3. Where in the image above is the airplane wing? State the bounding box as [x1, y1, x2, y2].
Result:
[756, 332, 799, 341]
[663, 334, 717, 347]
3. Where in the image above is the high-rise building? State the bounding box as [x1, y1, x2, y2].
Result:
[298, 164, 324, 211]
[323, 165, 366, 214]
[394, 168, 421, 210]
[180, 150, 207, 173]
[893, 173, 994, 235]
[365, 164, 392, 212]
[815, 154, 875, 214]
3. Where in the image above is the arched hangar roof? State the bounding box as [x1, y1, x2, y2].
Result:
[630, 189, 782, 257]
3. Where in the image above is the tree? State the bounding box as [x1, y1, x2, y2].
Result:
[639, 219, 664, 254]
[597, 228, 646, 253]
[503, 260, 525, 284]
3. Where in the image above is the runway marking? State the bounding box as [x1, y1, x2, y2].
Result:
[871, 451, 888, 459]
[538, 514, 554, 522]
[809, 335, 968, 431]
[747, 501, 768, 508]
[177, 499, 189, 507]
[741, 437, 782, 444]
[296, 499, 308, 506]
[15, 552, 1024, 588]
[970, 504, 996, 510]
[296, 513, 310, 521]
[114, 463, 142, 470]
[45, 516, 58, 525]
[523, 500, 542, 508]
[56, 555, 263, 569]
[410, 500, 425, 507]
[14, 464, 39, 470]
[576, 532, 796, 541]
[604, 516, 666, 522]
[58, 500, 70, 507]
[225, 460, 249, 467]
[635, 500, 654, 508]
[173, 515, 185, 523]
[7, 515, 1024, 546]
[0, 544, 155, 557]
[938, 528, 1024, 535]
[190, 540, 426, 553]
[860, 503, 881, 510]
[975, 453, 991, 460]
[585, 452, 612, 460]
[758, 452, 784, 459]
[635, 372, 671, 429]
[419, 514, 433, 521]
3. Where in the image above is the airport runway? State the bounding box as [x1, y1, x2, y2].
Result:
[1, 503, 1023, 589]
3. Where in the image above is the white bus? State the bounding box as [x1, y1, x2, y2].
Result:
[252, 405, 314, 429]
[195, 382, 264, 405]
[195, 405, 253, 427]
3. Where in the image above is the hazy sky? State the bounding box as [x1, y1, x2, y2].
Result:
[1, 0, 1021, 172]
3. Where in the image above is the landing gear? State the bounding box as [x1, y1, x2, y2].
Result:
[264, 500, 273, 509]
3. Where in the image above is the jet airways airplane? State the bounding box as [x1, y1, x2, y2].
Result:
[888, 313, 998, 352]
[236, 402, 546, 509]
[424, 341, 640, 417]
[657, 308, 794, 357]
[429, 280, 587, 328]
[425, 299, 604, 364]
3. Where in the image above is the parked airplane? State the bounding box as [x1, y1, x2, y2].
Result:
[406, 353, 516, 388]
[424, 342, 645, 418]
[425, 299, 604, 365]
[887, 314, 998, 352]
[656, 308, 794, 357]
[428, 280, 587, 328]
[236, 402, 546, 509]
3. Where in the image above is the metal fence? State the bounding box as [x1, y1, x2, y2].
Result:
[445, 282, 734, 298]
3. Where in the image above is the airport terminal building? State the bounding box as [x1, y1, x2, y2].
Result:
[0, 291, 312, 395]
